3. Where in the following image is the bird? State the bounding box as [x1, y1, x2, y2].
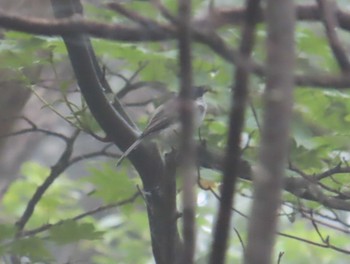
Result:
[116, 85, 209, 166]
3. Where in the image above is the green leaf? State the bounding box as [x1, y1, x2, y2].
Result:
[0, 224, 16, 241]
[3, 161, 83, 226]
[20, 161, 50, 183]
[49, 220, 104, 245]
[296, 26, 338, 73]
[85, 163, 135, 203]
[208, 120, 227, 135]
[10, 237, 52, 261]
[292, 119, 317, 150]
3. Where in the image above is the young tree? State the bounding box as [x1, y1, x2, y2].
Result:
[1, 0, 350, 263]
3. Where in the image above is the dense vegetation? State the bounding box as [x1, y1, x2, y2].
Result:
[1, 0, 350, 263]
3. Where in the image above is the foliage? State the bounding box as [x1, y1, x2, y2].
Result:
[1, 1, 350, 263]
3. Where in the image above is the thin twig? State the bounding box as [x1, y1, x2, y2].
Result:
[0, 116, 68, 140]
[107, 2, 161, 29]
[249, 100, 261, 132]
[278, 231, 350, 254]
[209, 186, 350, 255]
[15, 129, 80, 234]
[277, 252, 284, 264]
[21, 192, 140, 237]
[151, 0, 178, 24]
[234, 228, 246, 254]
[310, 211, 329, 244]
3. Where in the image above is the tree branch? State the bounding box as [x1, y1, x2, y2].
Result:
[2, 6, 350, 88]
[316, 0, 350, 73]
[243, 0, 295, 262]
[209, 0, 260, 263]
[177, 0, 196, 263]
[21, 192, 140, 237]
[48, 1, 180, 263]
[16, 129, 79, 234]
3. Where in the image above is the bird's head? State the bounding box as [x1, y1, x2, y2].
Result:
[192, 85, 210, 99]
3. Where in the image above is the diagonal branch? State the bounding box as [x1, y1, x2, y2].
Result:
[316, 0, 350, 73]
[0, 116, 68, 141]
[107, 2, 161, 29]
[21, 192, 140, 237]
[15, 129, 80, 234]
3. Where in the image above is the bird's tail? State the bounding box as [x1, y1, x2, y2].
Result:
[116, 137, 143, 167]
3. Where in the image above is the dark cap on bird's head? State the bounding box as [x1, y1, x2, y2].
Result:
[192, 85, 210, 99]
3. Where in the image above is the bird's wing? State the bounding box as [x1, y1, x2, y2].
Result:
[116, 98, 179, 167]
[116, 137, 143, 167]
[142, 101, 179, 137]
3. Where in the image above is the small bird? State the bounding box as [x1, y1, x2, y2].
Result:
[116, 85, 209, 166]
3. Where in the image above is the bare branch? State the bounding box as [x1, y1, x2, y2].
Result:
[278, 231, 350, 254]
[316, 0, 350, 73]
[234, 228, 246, 254]
[2, 7, 350, 88]
[15, 129, 80, 234]
[209, 0, 260, 263]
[288, 163, 350, 198]
[20, 192, 140, 237]
[315, 162, 348, 180]
[177, 0, 196, 262]
[208, 181, 350, 255]
[107, 2, 160, 29]
[0, 116, 68, 141]
[277, 252, 284, 264]
[151, 0, 178, 24]
[244, 0, 295, 263]
[68, 145, 118, 166]
[197, 143, 350, 211]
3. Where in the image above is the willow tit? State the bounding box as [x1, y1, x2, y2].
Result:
[116, 86, 208, 166]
